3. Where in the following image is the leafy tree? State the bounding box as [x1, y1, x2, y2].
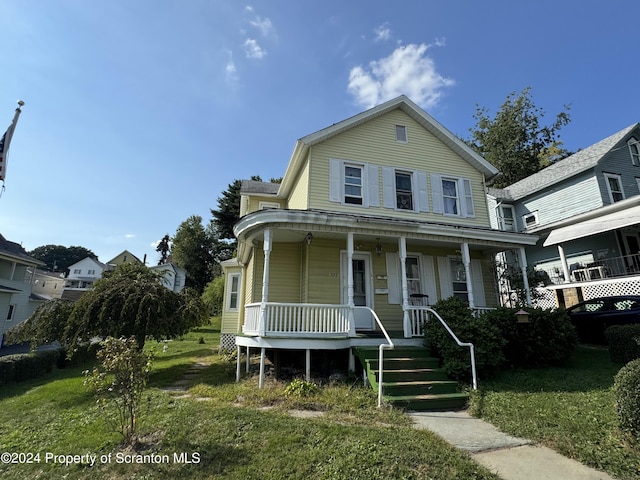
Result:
[9, 263, 208, 350]
[202, 275, 225, 315]
[84, 336, 153, 447]
[28, 245, 97, 272]
[155, 234, 171, 265]
[467, 87, 571, 188]
[5, 298, 74, 347]
[171, 215, 216, 293]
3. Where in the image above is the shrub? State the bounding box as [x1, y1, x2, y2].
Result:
[606, 325, 640, 364]
[0, 349, 60, 384]
[424, 297, 505, 381]
[284, 378, 319, 398]
[482, 307, 577, 368]
[614, 359, 640, 441]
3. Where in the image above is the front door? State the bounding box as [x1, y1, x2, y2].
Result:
[341, 252, 374, 331]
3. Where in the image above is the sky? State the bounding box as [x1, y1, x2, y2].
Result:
[0, 0, 638, 266]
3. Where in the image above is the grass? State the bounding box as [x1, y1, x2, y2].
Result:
[0, 319, 499, 480]
[470, 345, 640, 480]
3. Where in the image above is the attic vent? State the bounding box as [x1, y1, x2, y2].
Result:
[395, 125, 408, 143]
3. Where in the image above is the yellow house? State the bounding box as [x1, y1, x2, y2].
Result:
[221, 96, 537, 396]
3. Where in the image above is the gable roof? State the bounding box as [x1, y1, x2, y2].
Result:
[495, 123, 639, 201]
[107, 250, 143, 265]
[67, 256, 105, 270]
[241, 180, 280, 196]
[0, 234, 44, 266]
[278, 95, 499, 198]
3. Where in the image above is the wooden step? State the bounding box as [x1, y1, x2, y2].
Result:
[385, 392, 469, 411]
[382, 380, 460, 396]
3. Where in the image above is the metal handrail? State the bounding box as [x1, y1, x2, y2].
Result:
[354, 306, 394, 407]
[423, 307, 478, 390]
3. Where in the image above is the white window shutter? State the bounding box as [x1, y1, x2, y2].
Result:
[437, 256, 453, 299]
[386, 252, 401, 304]
[367, 164, 380, 207]
[329, 158, 341, 203]
[462, 178, 475, 218]
[431, 174, 443, 214]
[471, 259, 486, 306]
[417, 171, 429, 212]
[422, 255, 438, 303]
[382, 167, 395, 209]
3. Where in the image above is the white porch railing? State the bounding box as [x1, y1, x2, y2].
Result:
[408, 306, 495, 337]
[243, 302, 352, 337]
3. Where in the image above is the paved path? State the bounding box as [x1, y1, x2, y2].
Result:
[409, 411, 616, 480]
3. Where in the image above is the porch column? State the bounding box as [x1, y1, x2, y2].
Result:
[346, 233, 356, 336]
[259, 229, 272, 337]
[246, 346, 250, 372]
[305, 349, 311, 381]
[259, 347, 266, 389]
[518, 247, 532, 306]
[557, 244, 571, 283]
[236, 345, 242, 382]
[461, 242, 475, 309]
[399, 237, 411, 338]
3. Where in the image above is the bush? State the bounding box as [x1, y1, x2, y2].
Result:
[606, 325, 640, 364]
[0, 349, 60, 384]
[483, 307, 577, 368]
[284, 378, 319, 398]
[614, 359, 640, 441]
[424, 297, 505, 381]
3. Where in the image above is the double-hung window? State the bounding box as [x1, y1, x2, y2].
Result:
[629, 138, 640, 166]
[344, 164, 363, 205]
[405, 256, 422, 296]
[604, 173, 624, 203]
[450, 258, 468, 301]
[395, 171, 413, 210]
[226, 273, 241, 311]
[431, 174, 475, 217]
[497, 204, 516, 231]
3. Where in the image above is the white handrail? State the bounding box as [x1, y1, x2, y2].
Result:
[354, 306, 394, 407]
[423, 307, 478, 390]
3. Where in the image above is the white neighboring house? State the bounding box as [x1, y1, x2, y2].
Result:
[150, 262, 186, 292]
[0, 234, 46, 341]
[61, 257, 105, 301]
[29, 268, 65, 300]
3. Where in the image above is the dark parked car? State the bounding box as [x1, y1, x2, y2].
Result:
[566, 296, 640, 344]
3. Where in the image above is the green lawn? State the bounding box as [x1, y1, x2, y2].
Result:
[470, 345, 640, 480]
[0, 320, 499, 480]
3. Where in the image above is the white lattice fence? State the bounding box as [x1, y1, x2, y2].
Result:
[582, 278, 640, 299]
[219, 333, 236, 352]
[533, 288, 557, 309]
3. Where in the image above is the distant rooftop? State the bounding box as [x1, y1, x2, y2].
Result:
[241, 180, 280, 195]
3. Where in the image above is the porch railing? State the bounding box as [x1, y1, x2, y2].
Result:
[243, 302, 352, 337]
[408, 306, 495, 336]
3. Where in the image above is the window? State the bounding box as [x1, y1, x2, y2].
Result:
[73, 269, 81, 274]
[523, 211, 539, 228]
[88, 269, 95, 275]
[604, 173, 624, 203]
[449, 258, 468, 301]
[497, 204, 516, 231]
[6, 304, 15, 321]
[629, 138, 640, 166]
[406, 256, 422, 296]
[226, 273, 241, 311]
[431, 174, 475, 217]
[344, 164, 363, 205]
[395, 171, 413, 210]
[395, 125, 408, 143]
[259, 201, 280, 210]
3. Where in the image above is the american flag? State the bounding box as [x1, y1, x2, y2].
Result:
[0, 103, 24, 183]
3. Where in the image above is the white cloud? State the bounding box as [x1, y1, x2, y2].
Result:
[243, 38, 267, 59]
[250, 16, 274, 37]
[374, 23, 391, 42]
[225, 50, 238, 83]
[125, 233, 136, 239]
[347, 43, 455, 110]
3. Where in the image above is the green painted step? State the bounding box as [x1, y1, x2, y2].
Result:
[382, 379, 460, 396]
[385, 392, 469, 411]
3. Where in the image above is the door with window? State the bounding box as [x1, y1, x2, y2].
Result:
[341, 252, 374, 330]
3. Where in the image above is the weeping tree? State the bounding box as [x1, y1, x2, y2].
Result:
[8, 263, 208, 351]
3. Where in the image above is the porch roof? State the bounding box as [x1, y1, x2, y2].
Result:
[235, 209, 538, 263]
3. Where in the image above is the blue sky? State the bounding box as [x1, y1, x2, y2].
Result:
[0, 0, 638, 265]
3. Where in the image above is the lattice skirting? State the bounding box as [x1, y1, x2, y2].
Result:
[583, 280, 640, 299]
[533, 288, 558, 310]
[219, 333, 236, 352]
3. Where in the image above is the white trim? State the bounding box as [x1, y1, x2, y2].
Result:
[604, 172, 625, 203]
[523, 211, 539, 229]
[225, 273, 241, 312]
[329, 158, 379, 208]
[628, 137, 640, 166]
[258, 201, 280, 210]
[395, 124, 408, 143]
[340, 251, 374, 330]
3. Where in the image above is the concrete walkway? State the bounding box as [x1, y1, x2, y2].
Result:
[409, 411, 615, 480]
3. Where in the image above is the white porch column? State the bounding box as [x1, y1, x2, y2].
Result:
[518, 247, 532, 306]
[399, 237, 411, 338]
[246, 346, 250, 372]
[258, 347, 266, 389]
[236, 345, 242, 382]
[346, 233, 357, 336]
[557, 244, 571, 283]
[461, 242, 475, 309]
[305, 349, 311, 381]
[259, 228, 272, 337]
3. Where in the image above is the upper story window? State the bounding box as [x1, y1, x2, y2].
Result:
[259, 201, 280, 210]
[395, 171, 413, 210]
[73, 269, 81, 274]
[329, 158, 380, 208]
[604, 173, 625, 203]
[497, 204, 516, 231]
[344, 164, 363, 205]
[628, 138, 640, 166]
[6, 304, 15, 321]
[395, 125, 408, 143]
[431, 174, 475, 218]
[87, 269, 95, 275]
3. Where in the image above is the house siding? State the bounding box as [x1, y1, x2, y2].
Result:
[517, 172, 602, 231]
[288, 158, 310, 210]
[306, 110, 491, 228]
[596, 146, 640, 204]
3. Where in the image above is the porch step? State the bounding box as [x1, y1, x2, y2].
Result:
[354, 346, 468, 412]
